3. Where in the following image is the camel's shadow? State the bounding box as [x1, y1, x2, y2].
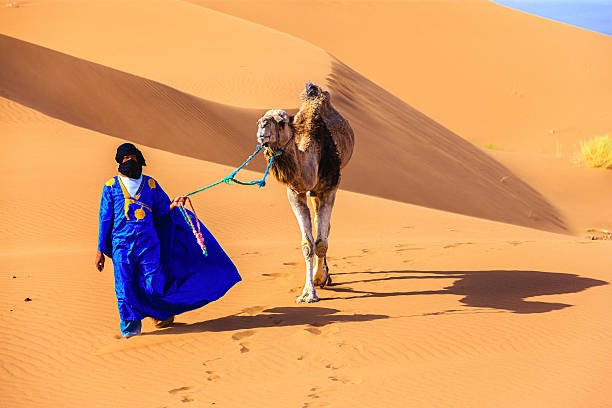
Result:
[324, 269, 608, 314]
[147, 306, 388, 336]
[149, 270, 607, 336]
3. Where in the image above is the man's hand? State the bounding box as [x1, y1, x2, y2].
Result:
[95, 251, 105, 272]
[170, 196, 187, 210]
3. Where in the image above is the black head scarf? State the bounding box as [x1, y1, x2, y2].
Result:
[115, 143, 146, 166]
[116, 143, 146, 179]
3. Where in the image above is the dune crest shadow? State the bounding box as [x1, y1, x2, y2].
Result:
[326, 269, 608, 313]
[328, 59, 567, 233]
[1, 34, 566, 232]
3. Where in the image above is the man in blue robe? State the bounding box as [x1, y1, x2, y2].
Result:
[96, 143, 241, 338]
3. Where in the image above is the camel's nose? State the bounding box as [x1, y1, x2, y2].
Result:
[257, 126, 270, 137]
[257, 126, 271, 145]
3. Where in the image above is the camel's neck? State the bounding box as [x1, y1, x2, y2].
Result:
[293, 102, 323, 153]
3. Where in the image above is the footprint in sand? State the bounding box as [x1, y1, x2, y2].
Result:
[231, 330, 255, 341]
[307, 386, 321, 400]
[239, 343, 250, 353]
[168, 386, 194, 403]
[303, 387, 331, 408]
[304, 327, 322, 335]
[328, 375, 362, 385]
[261, 272, 289, 279]
[283, 261, 298, 266]
[341, 255, 361, 260]
[206, 371, 221, 381]
[240, 305, 265, 316]
[303, 324, 339, 337]
[443, 242, 474, 249]
[202, 357, 221, 366]
[168, 386, 192, 394]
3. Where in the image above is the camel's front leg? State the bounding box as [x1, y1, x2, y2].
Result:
[312, 189, 336, 287]
[287, 188, 318, 303]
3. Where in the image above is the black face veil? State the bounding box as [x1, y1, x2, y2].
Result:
[116, 143, 146, 178]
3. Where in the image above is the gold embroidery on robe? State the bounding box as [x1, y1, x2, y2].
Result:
[117, 177, 151, 220]
[134, 207, 146, 220]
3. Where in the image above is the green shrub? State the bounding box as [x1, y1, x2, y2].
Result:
[580, 135, 612, 169]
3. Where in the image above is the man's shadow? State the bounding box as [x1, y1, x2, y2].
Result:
[324, 270, 608, 314]
[148, 306, 388, 336]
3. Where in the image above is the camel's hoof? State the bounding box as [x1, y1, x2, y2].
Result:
[314, 258, 331, 288]
[296, 293, 319, 304]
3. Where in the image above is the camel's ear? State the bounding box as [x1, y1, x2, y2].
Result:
[271, 110, 289, 125]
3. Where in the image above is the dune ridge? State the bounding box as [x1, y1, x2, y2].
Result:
[0, 0, 330, 108]
[194, 0, 612, 154]
[1, 34, 568, 233]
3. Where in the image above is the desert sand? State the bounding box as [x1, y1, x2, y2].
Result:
[1, 1, 610, 407]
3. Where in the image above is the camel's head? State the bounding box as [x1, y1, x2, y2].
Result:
[256, 109, 290, 147]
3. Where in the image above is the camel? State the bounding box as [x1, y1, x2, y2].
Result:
[256, 82, 355, 303]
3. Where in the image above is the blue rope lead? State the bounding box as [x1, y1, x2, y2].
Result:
[184, 145, 276, 197]
[178, 145, 278, 257]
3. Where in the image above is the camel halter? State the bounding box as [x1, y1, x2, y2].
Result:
[263, 118, 295, 157]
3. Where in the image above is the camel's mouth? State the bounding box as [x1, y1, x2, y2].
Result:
[257, 133, 271, 146]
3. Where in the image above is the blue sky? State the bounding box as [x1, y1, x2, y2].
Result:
[493, 0, 612, 35]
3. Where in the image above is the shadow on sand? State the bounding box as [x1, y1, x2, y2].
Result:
[147, 306, 388, 336]
[149, 270, 606, 336]
[324, 270, 608, 313]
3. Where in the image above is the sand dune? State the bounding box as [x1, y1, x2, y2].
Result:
[1, 1, 611, 407]
[0, 0, 330, 108]
[1, 35, 570, 233]
[195, 0, 612, 154]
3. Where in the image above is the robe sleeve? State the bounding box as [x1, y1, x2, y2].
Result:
[152, 178, 172, 220]
[98, 184, 114, 257]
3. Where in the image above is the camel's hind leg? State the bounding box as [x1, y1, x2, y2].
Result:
[312, 189, 336, 288]
[287, 188, 318, 303]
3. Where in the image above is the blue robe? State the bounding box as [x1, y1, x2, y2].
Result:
[98, 175, 241, 323]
